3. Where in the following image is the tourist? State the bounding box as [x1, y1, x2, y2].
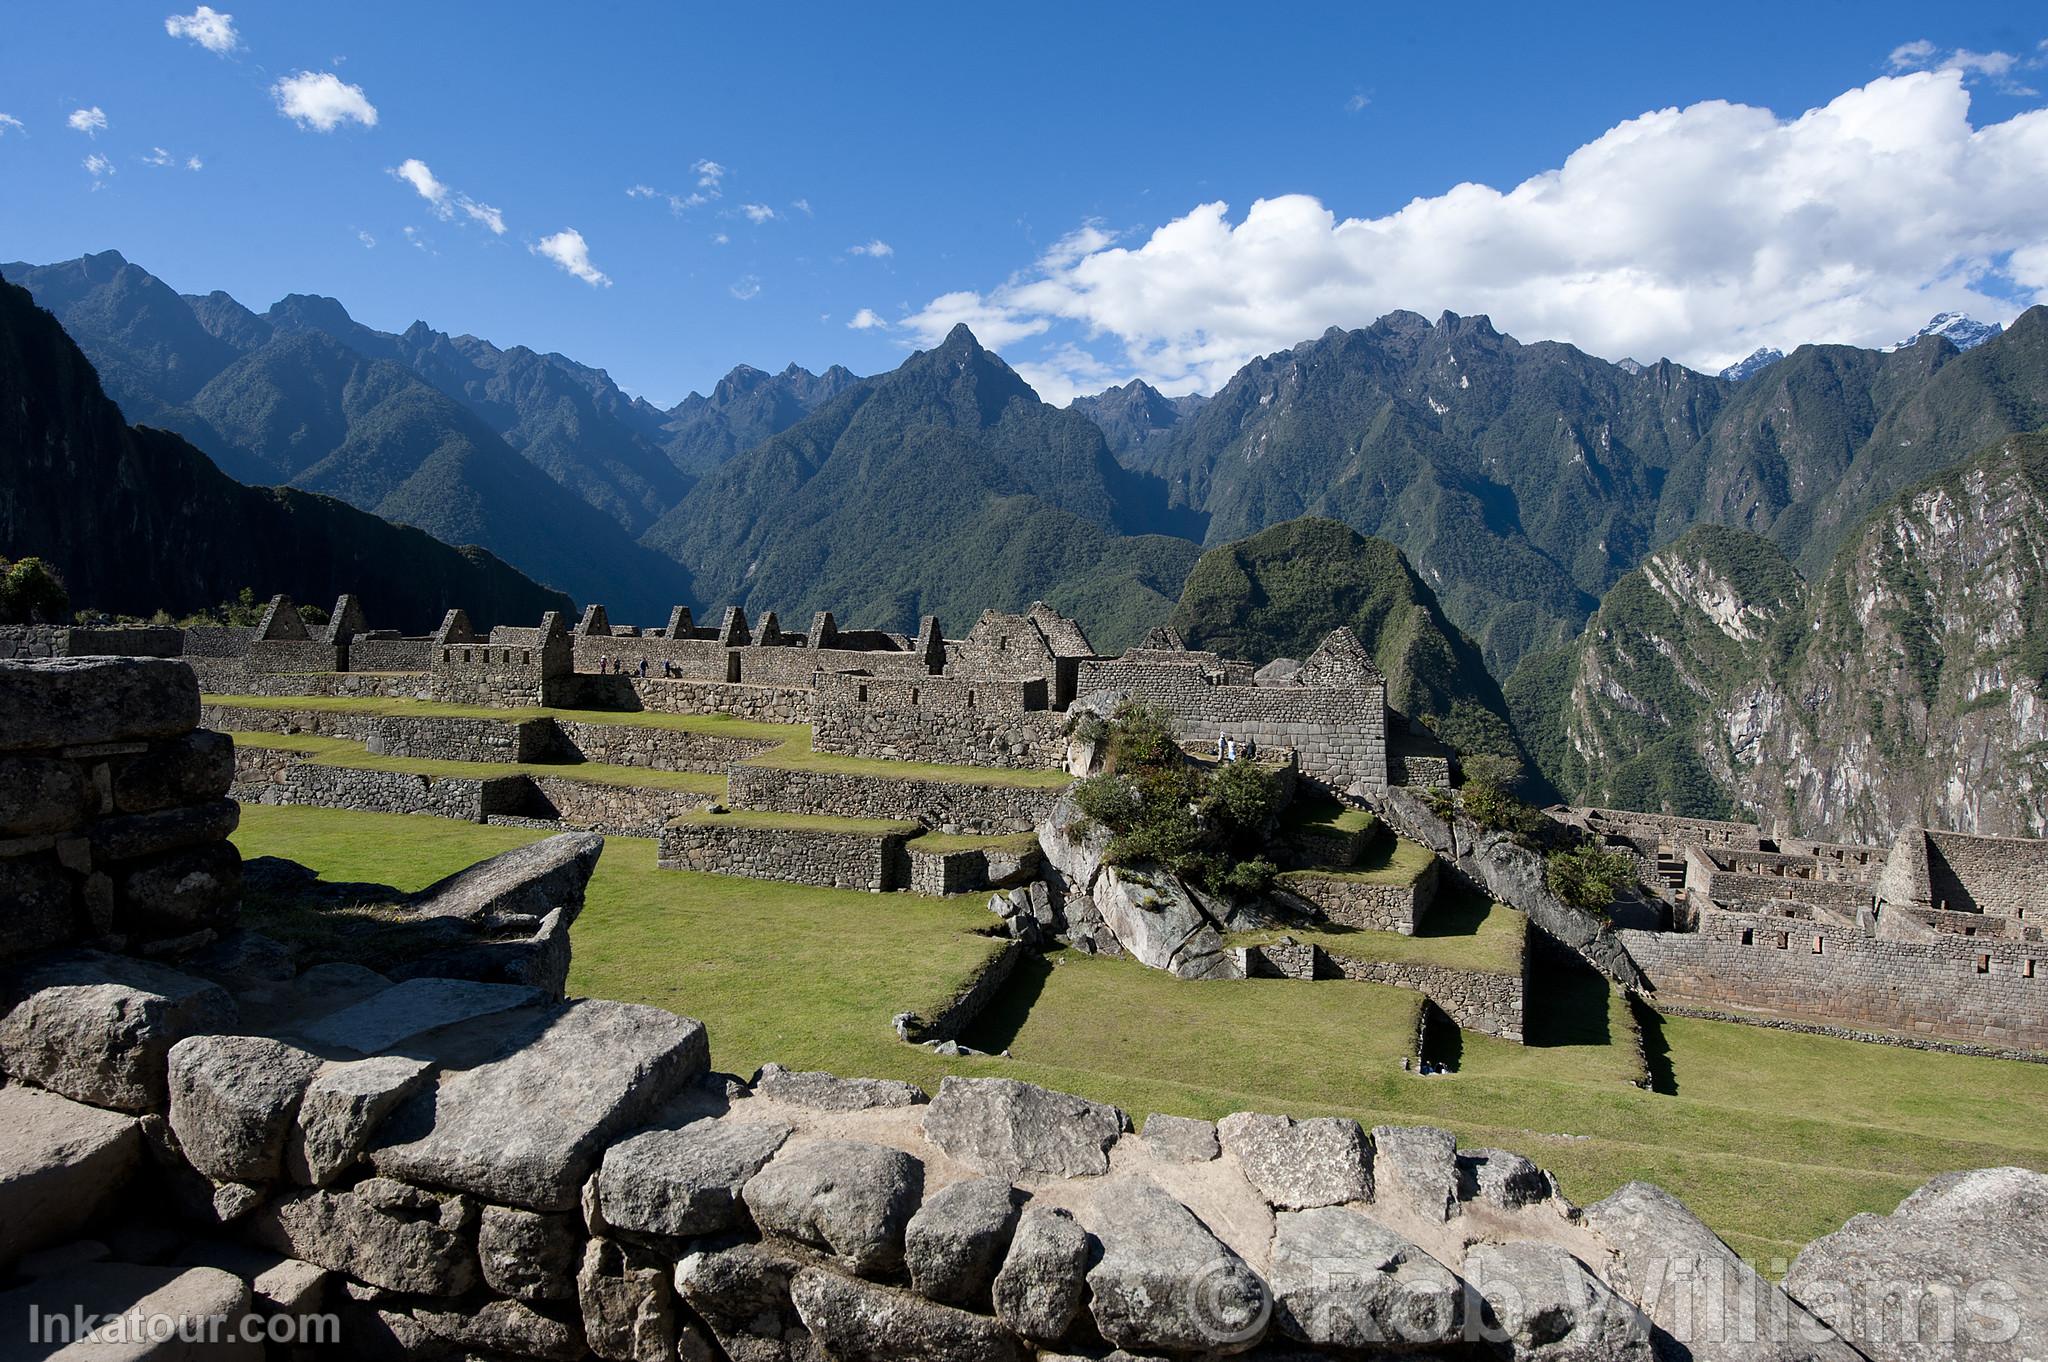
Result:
[599, 654, 608, 674]
[638, 658, 648, 678]
[1243, 736, 1257, 762]
[1217, 728, 1228, 760]
[1224, 736, 1239, 762]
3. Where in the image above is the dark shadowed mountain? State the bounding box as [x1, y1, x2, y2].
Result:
[641, 325, 1201, 646]
[658, 361, 860, 479]
[0, 275, 568, 630]
[1069, 379, 1207, 461]
[4, 254, 695, 617]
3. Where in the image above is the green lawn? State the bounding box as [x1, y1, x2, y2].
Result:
[229, 731, 725, 796]
[909, 830, 1042, 856]
[1280, 795, 1377, 838]
[205, 693, 808, 744]
[231, 804, 2048, 1265]
[1233, 888, 1526, 974]
[740, 735, 1074, 790]
[1279, 834, 1435, 886]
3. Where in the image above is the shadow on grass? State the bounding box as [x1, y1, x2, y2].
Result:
[960, 950, 1054, 1054]
[1631, 993, 1679, 1096]
[1420, 1001, 1465, 1072]
[1524, 951, 1615, 1049]
[1413, 883, 1492, 940]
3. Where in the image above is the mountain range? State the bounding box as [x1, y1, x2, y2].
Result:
[5, 248, 2043, 836]
[0, 275, 567, 629]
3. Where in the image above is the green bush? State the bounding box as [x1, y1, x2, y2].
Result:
[0, 557, 70, 625]
[1546, 843, 1638, 912]
[1069, 702, 1284, 898]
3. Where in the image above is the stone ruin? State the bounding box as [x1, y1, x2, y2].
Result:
[3, 654, 2044, 1360]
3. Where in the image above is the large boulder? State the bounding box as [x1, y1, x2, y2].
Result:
[409, 1295, 587, 1361]
[294, 977, 543, 1055]
[742, 1139, 925, 1277]
[1785, 1166, 2048, 1362]
[0, 950, 235, 1111]
[1463, 1240, 1653, 1360]
[921, 1077, 1127, 1180]
[248, 1177, 480, 1296]
[599, 1118, 793, 1239]
[410, 830, 604, 924]
[992, 1203, 1092, 1344]
[1083, 1176, 1269, 1354]
[1268, 1206, 1461, 1349]
[372, 998, 708, 1211]
[0, 1086, 141, 1268]
[1583, 1180, 1860, 1361]
[1217, 1112, 1372, 1209]
[904, 1175, 1020, 1307]
[166, 1033, 323, 1182]
[790, 1266, 1028, 1362]
[1093, 863, 1245, 980]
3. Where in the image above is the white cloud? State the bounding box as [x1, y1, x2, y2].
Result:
[710, 232, 729, 246]
[68, 106, 107, 136]
[791, 197, 813, 216]
[739, 202, 777, 224]
[271, 71, 377, 131]
[904, 70, 2048, 402]
[139, 146, 198, 169]
[390, 159, 505, 234]
[849, 239, 893, 258]
[165, 6, 238, 53]
[534, 228, 610, 286]
[403, 225, 430, 252]
[1888, 39, 2040, 95]
[625, 184, 657, 199]
[847, 308, 887, 330]
[730, 274, 762, 300]
[82, 153, 114, 185]
[692, 159, 725, 188]
[186, 155, 202, 170]
[0, 113, 25, 137]
[1345, 91, 1370, 113]
[357, 229, 376, 248]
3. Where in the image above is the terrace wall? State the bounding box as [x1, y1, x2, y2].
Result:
[811, 673, 1067, 770]
[1279, 861, 1440, 934]
[1323, 955, 1525, 1042]
[656, 819, 912, 891]
[229, 747, 527, 822]
[726, 765, 1062, 835]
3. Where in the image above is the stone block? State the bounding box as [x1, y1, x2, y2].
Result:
[167, 1033, 323, 1182]
[742, 1139, 925, 1277]
[0, 950, 236, 1111]
[287, 1054, 434, 1185]
[0, 657, 199, 752]
[1218, 1111, 1373, 1209]
[295, 976, 545, 1056]
[0, 756, 90, 835]
[599, 1117, 792, 1239]
[85, 798, 240, 863]
[480, 1203, 580, 1301]
[248, 1178, 480, 1296]
[0, 1086, 142, 1268]
[113, 729, 237, 813]
[921, 1076, 1127, 1179]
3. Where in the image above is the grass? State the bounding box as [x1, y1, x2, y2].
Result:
[908, 830, 1042, 856]
[673, 808, 923, 837]
[1280, 795, 1377, 838]
[228, 731, 726, 796]
[232, 804, 2048, 1264]
[1280, 834, 1435, 886]
[1232, 888, 1527, 975]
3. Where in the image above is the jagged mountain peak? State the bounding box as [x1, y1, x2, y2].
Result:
[1718, 346, 1785, 381]
[1886, 311, 2004, 354]
[265, 293, 358, 331]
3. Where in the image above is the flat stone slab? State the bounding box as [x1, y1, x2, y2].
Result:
[755, 1062, 925, 1112]
[0, 1086, 142, 1268]
[0, 950, 235, 1112]
[295, 977, 544, 1055]
[1141, 1113, 1219, 1163]
[1218, 1111, 1372, 1209]
[409, 830, 604, 922]
[372, 998, 709, 1210]
[0, 657, 198, 752]
[0, 1262, 256, 1359]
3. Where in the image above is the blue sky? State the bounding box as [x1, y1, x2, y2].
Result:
[4, 3, 2048, 404]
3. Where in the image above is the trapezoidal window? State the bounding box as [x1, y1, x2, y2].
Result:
[1776, 932, 1789, 950]
[857, 685, 869, 703]
[1740, 928, 1754, 946]
[2027, 960, 2037, 979]
[1977, 955, 1992, 974]
[909, 688, 920, 705]
[1812, 936, 1824, 954]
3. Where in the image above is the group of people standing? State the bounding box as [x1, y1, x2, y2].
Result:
[1216, 730, 1258, 763]
[594, 655, 657, 678]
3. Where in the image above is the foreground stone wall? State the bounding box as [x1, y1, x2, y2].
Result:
[232, 749, 527, 824]
[0, 658, 240, 960]
[727, 764, 1062, 834]
[1621, 908, 2048, 1051]
[657, 818, 912, 891]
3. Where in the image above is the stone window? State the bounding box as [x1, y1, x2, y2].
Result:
[857, 684, 869, 703]
[1812, 936, 1824, 954]
[523, 651, 532, 665]
[1776, 932, 1789, 950]
[1741, 928, 1754, 945]
[1977, 955, 1991, 974]
[909, 688, 920, 705]
[2027, 960, 2037, 979]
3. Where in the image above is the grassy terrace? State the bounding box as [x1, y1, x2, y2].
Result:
[1280, 795, 1377, 839]
[1280, 833, 1435, 887]
[1232, 886, 1526, 974]
[673, 808, 923, 837]
[909, 830, 1042, 856]
[206, 693, 1070, 790]
[229, 732, 726, 796]
[233, 804, 2048, 1264]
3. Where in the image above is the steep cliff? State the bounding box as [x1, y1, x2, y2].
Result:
[1512, 434, 2048, 840]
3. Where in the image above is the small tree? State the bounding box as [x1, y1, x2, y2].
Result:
[1458, 752, 1541, 836]
[1546, 843, 1638, 912]
[220, 587, 263, 627]
[0, 557, 71, 625]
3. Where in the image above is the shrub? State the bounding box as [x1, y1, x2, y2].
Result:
[1546, 843, 1638, 912]
[0, 557, 70, 625]
[1458, 751, 1543, 836]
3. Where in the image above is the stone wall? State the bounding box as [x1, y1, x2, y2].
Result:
[553, 675, 817, 724]
[189, 665, 433, 701]
[367, 715, 552, 764]
[549, 719, 780, 773]
[1621, 909, 2048, 1051]
[346, 637, 433, 672]
[906, 842, 1043, 896]
[812, 673, 1068, 770]
[728, 764, 1063, 834]
[1684, 847, 1873, 912]
[521, 777, 710, 838]
[0, 658, 239, 959]
[1325, 954, 1526, 1042]
[657, 817, 912, 891]
[200, 703, 376, 743]
[231, 748, 526, 823]
[0, 625, 186, 659]
[1278, 860, 1440, 933]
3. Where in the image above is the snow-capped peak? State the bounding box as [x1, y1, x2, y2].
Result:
[1615, 357, 1647, 376]
[1885, 311, 2003, 353]
[1718, 347, 1785, 382]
